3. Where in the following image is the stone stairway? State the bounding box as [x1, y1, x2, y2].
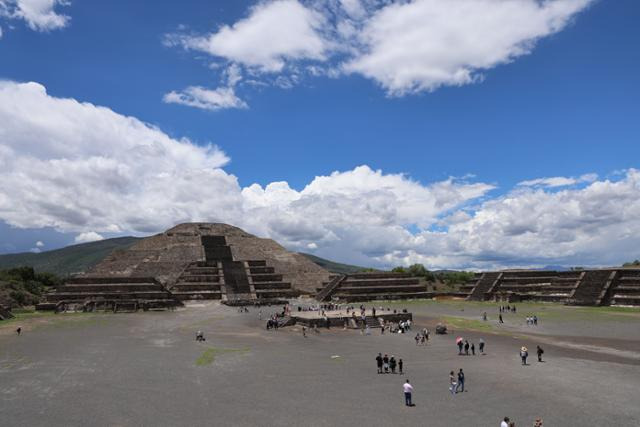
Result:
[467, 272, 502, 301]
[569, 270, 614, 306]
[315, 275, 346, 302]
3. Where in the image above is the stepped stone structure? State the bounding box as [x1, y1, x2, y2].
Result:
[40, 223, 331, 309]
[316, 272, 430, 302]
[463, 268, 640, 306]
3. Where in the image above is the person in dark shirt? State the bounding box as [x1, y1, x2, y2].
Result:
[383, 354, 390, 373]
[398, 358, 404, 374]
[376, 353, 383, 374]
[456, 369, 465, 393]
[464, 341, 470, 355]
[537, 345, 544, 362]
[390, 356, 397, 374]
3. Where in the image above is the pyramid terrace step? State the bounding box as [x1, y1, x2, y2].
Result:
[171, 283, 222, 291]
[611, 295, 640, 305]
[341, 278, 420, 287]
[334, 291, 433, 302]
[613, 286, 640, 293]
[172, 291, 222, 300]
[618, 277, 640, 284]
[250, 274, 284, 282]
[338, 284, 427, 294]
[247, 260, 267, 267]
[248, 266, 275, 274]
[58, 284, 163, 292]
[184, 267, 219, 274]
[347, 273, 412, 280]
[255, 289, 299, 298]
[178, 275, 221, 283]
[65, 277, 158, 285]
[252, 282, 293, 290]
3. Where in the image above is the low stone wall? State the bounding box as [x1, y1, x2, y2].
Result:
[291, 312, 412, 328]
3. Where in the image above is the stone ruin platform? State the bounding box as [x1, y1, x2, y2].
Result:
[288, 308, 412, 329]
[463, 268, 640, 306]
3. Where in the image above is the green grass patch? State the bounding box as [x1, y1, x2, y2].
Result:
[440, 316, 494, 332]
[195, 347, 249, 366]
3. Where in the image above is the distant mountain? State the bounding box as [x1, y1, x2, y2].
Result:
[0, 237, 140, 276]
[0, 237, 371, 277]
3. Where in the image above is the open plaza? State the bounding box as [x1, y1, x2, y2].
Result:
[1, 299, 638, 426]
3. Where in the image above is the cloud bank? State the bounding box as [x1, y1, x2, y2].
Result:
[165, 0, 593, 108]
[2, 80, 639, 270]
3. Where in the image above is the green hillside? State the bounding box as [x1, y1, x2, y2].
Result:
[298, 253, 373, 274]
[0, 237, 140, 276]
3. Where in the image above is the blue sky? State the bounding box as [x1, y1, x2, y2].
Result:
[0, 0, 639, 269]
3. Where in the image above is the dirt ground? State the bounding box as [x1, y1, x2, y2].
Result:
[1, 300, 639, 426]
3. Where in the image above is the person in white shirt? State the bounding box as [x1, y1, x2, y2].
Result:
[500, 416, 510, 427]
[403, 379, 414, 406]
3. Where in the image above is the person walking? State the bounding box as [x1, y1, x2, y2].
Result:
[383, 354, 390, 373]
[390, 356, 397, 374]
[471, 343, 476, 355]
[415, 333, 421, 346]
[536, 345, 544, 362]
[16, 327, 21, 336]
[457, 340, 464, 355]
[499, 314, 504, 324]
[533, 315, 538, 326]
[520, 347, 528, 365]
[399, 358, 404, 374]
[302, 326, 307, 338]
[403, 379, 414, 406]
[376, 353, 383, 374]
[449, 371, 457, 395]
[456, 368, 465, 393]
[483, 311, 488, 321]
[479, 338, 485, 354]
[464, 340, 470, 355]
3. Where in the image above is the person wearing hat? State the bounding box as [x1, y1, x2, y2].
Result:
[520, 347, 528, 365]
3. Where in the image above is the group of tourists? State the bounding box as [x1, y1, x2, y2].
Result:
[499, 305, 517, 313]
[525, 315, 539, 326]
[414, 328, 430, 345]
[457, 338, 486, 355]
[520, 345, 545, 364]
[375, 352, 404, 374]
[449, 368, 466, 394]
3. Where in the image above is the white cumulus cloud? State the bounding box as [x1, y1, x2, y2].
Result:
[518, 173, 598, 188]
[163, 86, 247, 111]
[74, 231, 104, 244]
[167, 0, 327, 72]
[166, 0, 593, 104]
[0, 0, 70, 32]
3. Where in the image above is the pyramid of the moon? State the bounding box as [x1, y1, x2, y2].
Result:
[85, 223, 332, 296]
